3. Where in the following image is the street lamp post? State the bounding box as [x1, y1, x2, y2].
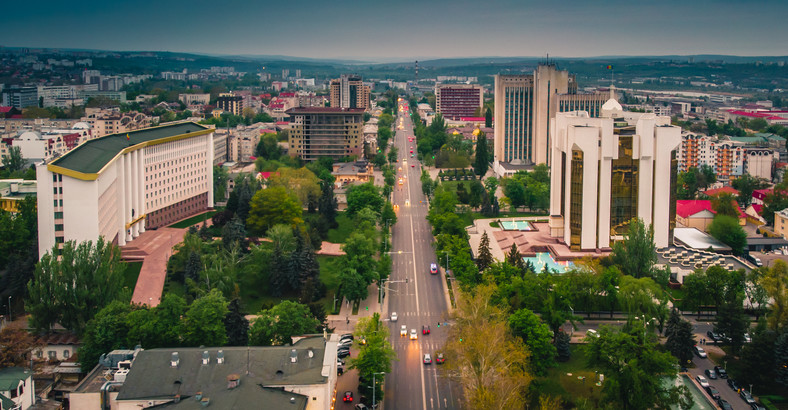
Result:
[7, 296, 11, 322]
[372, 372, 385, 409]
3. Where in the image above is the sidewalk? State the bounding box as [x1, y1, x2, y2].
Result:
[327, 282, 386, 334]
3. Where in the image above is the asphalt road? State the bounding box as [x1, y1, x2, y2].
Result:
[380, 101, 462, 410]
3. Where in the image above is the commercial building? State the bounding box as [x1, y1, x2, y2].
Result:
[329, 75, 370, 110]
[549, 99, 682, 250]
[434, 84, 483, 120]
[36, 123, 214, 257]
[2, 86, 39, 110]
[70, 336, 339, 410]
[286, 107, 364, 161]
[216, 92, 244, 116]
[178, 93, 210, 106]
[493, 64, 609, 172]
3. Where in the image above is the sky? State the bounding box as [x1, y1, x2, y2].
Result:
[2, 0, 787, 62]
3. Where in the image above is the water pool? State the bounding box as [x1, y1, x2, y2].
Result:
[500, 220, 535, 231]
[522, 252, 574, 274]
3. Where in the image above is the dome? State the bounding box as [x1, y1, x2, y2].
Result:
[601, 98, 622, 112]
[72, 122, 91, 130]
[19, 131, 42, 140]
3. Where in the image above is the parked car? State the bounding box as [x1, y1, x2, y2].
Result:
[717, 398, 733, 410]
[706, 386, 721, 400]
[695, 375, 709, 388]
[354, 404, 368, 410]
[694, 345, 707, 358]
[338, 339, 353, 348]
[337, 349, 350, 359]
[705, 368, 717, 379]
[727, 378, 740, 391]
[714, 366, 727, 378]
[340, 333, 354, 341]
[423, 354, 432, 364]
[750, 403, 766, 410]
[707, 331, 721, 343]
[740, 390, 756, 405]
[744, 332, 752, 343]
[391, 312, 398, 322]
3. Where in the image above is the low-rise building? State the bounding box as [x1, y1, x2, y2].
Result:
[0, 179, 36, 213]
[332, 160, 374, 186]
[776, 208, 788, 239]
[0, 367, 36, 410]
[676, 199, 745, 232]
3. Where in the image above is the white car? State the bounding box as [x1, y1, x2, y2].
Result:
[391, 312, 398, 322]
[694, 345, 707, 358]
[695, 375, 709, 388]
[410, 329, 418, 340]
[400, 325, 407, 337]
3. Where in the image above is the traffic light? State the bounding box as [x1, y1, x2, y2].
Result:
[437, 322, 440, 327]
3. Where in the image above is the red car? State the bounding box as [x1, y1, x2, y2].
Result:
[422, 325, 431, 335]
[410, 150, 413, 153]
[343, 391, 353, 402]
[411, 164, 415, 167]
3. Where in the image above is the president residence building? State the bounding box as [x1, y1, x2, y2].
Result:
[36, 123, 215, 257]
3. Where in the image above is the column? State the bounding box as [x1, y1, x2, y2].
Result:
[125, 151, 132, 242]
[207, 133, 215, 208]
[139, 148, 146, 233]
[117, 156, 126, 246]
[131, 150, 140, 238]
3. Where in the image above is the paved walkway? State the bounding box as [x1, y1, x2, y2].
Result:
[126, 227, 187, 307]
[327, 283, 386, 335]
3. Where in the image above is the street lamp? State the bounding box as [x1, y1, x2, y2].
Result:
[7, 296, 11, 322]
[372, 372, 385, 409]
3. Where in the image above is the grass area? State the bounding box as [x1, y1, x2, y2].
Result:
[168, 211, 217, 229]
[122, 261, 143, 292]
[534, 345, 603, 408]
[326, 212, 355, 243]
[475, 211, 549, 220]
[489, 221, 499, 227]
[316, 255, 343, 314]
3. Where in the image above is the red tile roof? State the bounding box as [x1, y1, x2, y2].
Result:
[0, 106, 12, 113]
[753, 189, 772, 200]
[676, 199, 745, 218]
[750, 204, 764, 215]
[703, 186, 740, 197]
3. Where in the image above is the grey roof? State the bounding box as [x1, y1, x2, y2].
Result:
[673, 228, 731, 251]
[117, 337, 327, 402]
[746, 237, 788, 246]
[151, 385, 307, 410]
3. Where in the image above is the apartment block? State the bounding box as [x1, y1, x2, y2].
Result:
[434, 84, 483, 120]
[329, 75, 370, 110]
[286, 107, 364, 161]
[216, 92, 244, 116]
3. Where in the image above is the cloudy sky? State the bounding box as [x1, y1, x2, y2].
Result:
[2, 0, 786, 61]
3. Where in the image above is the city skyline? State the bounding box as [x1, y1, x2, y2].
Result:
[2, 0, 787, 61]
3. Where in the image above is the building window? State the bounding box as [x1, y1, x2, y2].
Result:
[55, 237, 64, 244]
[55, 224, 64, 232]
[54, 212, 63, 219]
[64, 350, 70, 359]
[48, 351, 56, 359]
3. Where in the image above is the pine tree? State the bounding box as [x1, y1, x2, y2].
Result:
[474, 131, 490, 177]
[485, 107, 492, 128]
[184, 251, 202, 282]
[506, 244, 525, 273]
[664, 310, 696, 365]
[223, 299, 249, 346]
[287, 230, 308, 292]
[318, 179, 338, 228]
[775, 332, 788, 389]
[269, 245, 288, 297]
[555, 330, 571, 362]
[476, 232, 493, 272]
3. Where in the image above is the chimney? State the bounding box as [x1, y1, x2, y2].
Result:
[202, 351, 209, 366]
[171, 352, 179, 368]
[217, 350, 224, 364]
[290, 349, 298, 363]
[227, 374, 240, 390]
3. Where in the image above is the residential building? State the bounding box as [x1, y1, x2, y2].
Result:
[11, 130, 83, 160]
[70, 336, 338, 410]
[493, 64, 610, 173]
[776, 208, 788, 239]
[216, 92, 243, 116]
[2, 87, 39, 110]
[0, 368, 35, 410]
[677, 133, 777, 181]
[79, 90, 127, 104]
[213, 132, 228, 165]
[332, 160, 374, 186]
[0, 179, 36, 213]
[32, 333, 81, 362]
[36, 123, 214, 257]
[434, 84, 483, 120]
[178, 93, 210, 106]
[80, 108, 151, 138]
[548, 99, 682, 250]
[329, 75, 370, 110]
[286, 107, 364, 161]
[676, 199, 745, 231]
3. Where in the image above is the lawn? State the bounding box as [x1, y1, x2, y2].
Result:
[326, 212, 355, 243]
[533, 345, 603, 408]
[168, 211, 217, 229]
[122, 261, 143, 292]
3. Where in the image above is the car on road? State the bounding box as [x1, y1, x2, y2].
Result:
[410, 329, 418, 340]
[410, 149, 413, 153]
[354, 404, 368, 410]
[717, 398, 733, 410]
[400, 325, 407, 336]
[436, 353, 445, 364]
[695, 375, 709, 388]
[422, 325, 430, 335]
[694, 345, 707, 358]
[745, 332, 752, 343]
[704, 368, 717, 379]
[740, 390, 756, 405]
[706, 385, 720, 400]
[411, 164, 415, 167]
[430, 263, 438, 274]
[714, 366, 727, 378]
[391, 312, 398, 322]
[343, 391, 353, 402]
[727, 378, 740, 391]
[423, 354, 432, 364]
[750, 404, 766, 410]
[707, 331, 721, 343]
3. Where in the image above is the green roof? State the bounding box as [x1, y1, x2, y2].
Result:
[50, 122, 211, 175]
[728, 136, 766, 144]
[0, 393, 14, 410]
[0, 367, 30, 391]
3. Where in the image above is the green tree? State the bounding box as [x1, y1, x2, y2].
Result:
[255, 133, 282, 160]
[346, 183, 383, 216]
[1, 146, 24, 173]
[485, 108, 492, 128]
[502, 178, 526, 210]
[27, 238, 126, 333]
[664, 309, 696, 365]
[697, 164, 717, 191]
[554, 330, 571, 362]
[739, 326, 779, 389]
[708, 215, 747, 255]
[476, 232, 493, 272]
[714, 297, 749, 354]
[709, 192, 739, 218]
[617, 275, 667, 321]
[611, 218, 657, 279]
[77, 300, 134, 371]
[338, 267, 369, 303]
[213, 165, 229, 203]
[249, 300, 320, 346]
[318, 178, 338, 228]
[761, 260, 788, 331]
[732, 174, 770, 207]
[181, 289, 229, 347]
[380, 201, 397, 227]
[508, 308, 557, 375]
[474, 131, 490, 177]
[775, 332, 788, 389]
[246, 186, 303, 235]
[585, 326, 692, 409]
[350, 313, 397, 405]
[342, 232, 378, 284]
[223, 299, 249, 346]
[268, 167, 321, 208]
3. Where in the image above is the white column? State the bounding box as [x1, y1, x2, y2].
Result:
[125, 151, 133, 242]
[117, 156, 126, 246]
[207, 133, 215, 208]
[139, 148, 146, 233]
[131, 150, 140, 238]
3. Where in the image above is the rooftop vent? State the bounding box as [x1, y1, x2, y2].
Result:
[171, 352, 179, 368]
[202, 351, 210, 365]
[227, 374, 240, 390]
[290, 349, 298, 363]
[195, 392, 202, 401]
[200, 397, 210, 407]
[290, 397, 296, 404]
[307, 348, 314, 359]
[217, 350, 224, 365]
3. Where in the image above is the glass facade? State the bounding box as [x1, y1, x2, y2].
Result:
[610, 135, 639, 235]
[569, 150, 584, 250]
